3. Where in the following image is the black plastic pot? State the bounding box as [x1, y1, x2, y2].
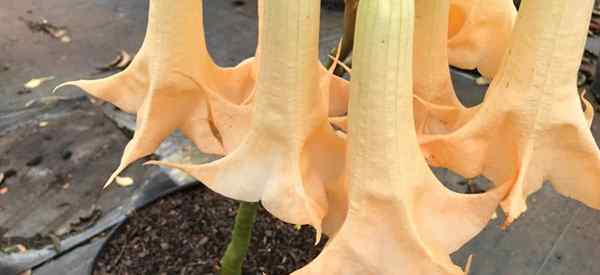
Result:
[0, 170, 191, 275]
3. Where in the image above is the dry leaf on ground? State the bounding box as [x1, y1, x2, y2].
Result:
[97, 51, 132, 72]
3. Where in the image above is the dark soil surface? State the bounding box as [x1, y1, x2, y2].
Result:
[93, 185, 326, 275]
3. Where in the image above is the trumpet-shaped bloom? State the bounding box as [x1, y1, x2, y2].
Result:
[414, 0, 463, 108]
[411, 0, 516, 136]
[421, 0, 600, 226]
[55, 0, 256, 186]
[294, 0, 507, 274]
[447, 0, 516, 79]
[149, 0, 347, 237]
[412, 0, 473, 136]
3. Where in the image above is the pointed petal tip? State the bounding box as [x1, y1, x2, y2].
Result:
[102, 180, 112, 190]
[52, 79, 107, 98]
[52, 81, 79, 94]
[102, 164, 126, 190]
[103, 173, 117, 190]
[464, 254, 474, 275]
[143, 160, 159, 166]
[313, 226, 323, 246]
[103, 160, 134, 190]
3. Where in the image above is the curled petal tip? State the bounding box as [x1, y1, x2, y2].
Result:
[313, 227, 322, 246]
[464, 255, 474, 274]
[52, 82, 74, 94]
[143, 160, 159, 166]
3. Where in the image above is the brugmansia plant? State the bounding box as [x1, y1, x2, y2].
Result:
[55, 0, 600, 274]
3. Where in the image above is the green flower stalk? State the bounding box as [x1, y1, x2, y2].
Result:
[219, 202, 258, 275]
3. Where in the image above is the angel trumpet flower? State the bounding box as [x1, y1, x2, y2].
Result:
[422, 0, 600, 226]
[54, 0, 257, 186]
[414, 0, 462, 108]
[294, 0, 507, 274]
[412, 0, 471, 136]
[447, 0, 516, 79]
[412, 0, 518, 136]
[149, 0, 347, 237]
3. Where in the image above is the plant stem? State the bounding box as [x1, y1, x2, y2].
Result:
[326, 0, 358, 76]
[219, 202, 258, 275]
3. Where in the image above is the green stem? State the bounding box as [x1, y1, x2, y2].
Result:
[219, 202, 258, 275]
[326, 0, 358, 76]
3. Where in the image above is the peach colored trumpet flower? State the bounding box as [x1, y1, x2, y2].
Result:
[447, 0, 516, 79]
[412, 0, 471, 136]
[54, 0, 256, 186]
[411, 0, 516, 136]
[414, 0, 463, 108]
[294, 0, 507, 274]
[421, 0, 600, 227]
[149, 0, 347, 237]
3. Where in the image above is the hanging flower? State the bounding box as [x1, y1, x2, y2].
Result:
[294, 0, 508, 273]
[149, 0, 347, 238]
[54, 0, 257, 186]
[421, 0, 600, 227]
[412, 0, 470, 136]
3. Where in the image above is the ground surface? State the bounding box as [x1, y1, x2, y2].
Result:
[0, 99, 148, 245]
[93, 186, 325, 275]
[1, 0, 600, 275]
